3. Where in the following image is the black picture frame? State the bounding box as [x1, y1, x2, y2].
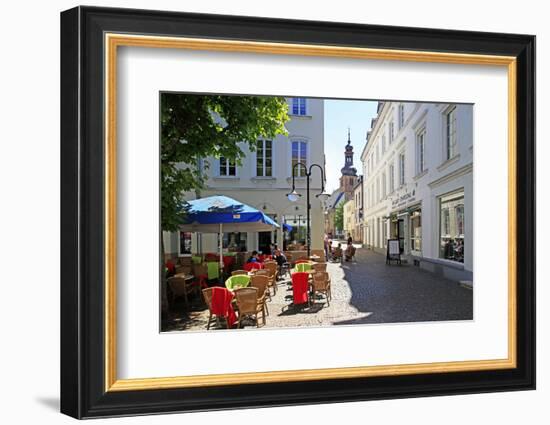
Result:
[61, 5, 535, 419]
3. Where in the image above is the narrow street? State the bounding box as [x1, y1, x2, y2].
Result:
[166, 245, 473, 332]
[327, 244, 473, 324]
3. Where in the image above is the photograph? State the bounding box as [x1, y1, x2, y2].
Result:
[58, 5, 536, 418]
[160, 93, 474, 332]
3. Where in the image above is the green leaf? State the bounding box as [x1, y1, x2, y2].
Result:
[161, 94, 290, 232]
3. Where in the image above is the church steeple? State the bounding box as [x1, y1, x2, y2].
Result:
[341, 129, 357, 176]
[339, 129, 359, 202]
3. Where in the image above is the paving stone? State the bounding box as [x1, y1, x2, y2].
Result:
[163, 247, 473, 332]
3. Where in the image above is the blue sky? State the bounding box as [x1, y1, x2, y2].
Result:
[323, 99, 379, 193]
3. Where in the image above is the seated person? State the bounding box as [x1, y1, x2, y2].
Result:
[344, 244, 356, 262]
[273, 249, 289, 280]
[332, 244, 343, 261]
[274, 249, 287, 267]
[246, 250, 259, 263]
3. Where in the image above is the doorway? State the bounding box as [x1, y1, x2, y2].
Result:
[392, 218, 405, 253]
[258, 232, 272, 254]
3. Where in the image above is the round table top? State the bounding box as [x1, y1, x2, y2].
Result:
[172, 273, 194, 280]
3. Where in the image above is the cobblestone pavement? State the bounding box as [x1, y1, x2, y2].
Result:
[164, 246, 473, 332]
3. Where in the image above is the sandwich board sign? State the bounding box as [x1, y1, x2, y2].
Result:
[386, 239, 401, 265]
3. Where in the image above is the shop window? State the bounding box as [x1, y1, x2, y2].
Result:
[219, 232, 247, 252]
[439, 191, 465, 263]
[410, 210, 422, 252]
[284, 215, 309, 246]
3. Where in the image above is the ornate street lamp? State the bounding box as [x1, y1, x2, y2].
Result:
[286, 162, 329, 257]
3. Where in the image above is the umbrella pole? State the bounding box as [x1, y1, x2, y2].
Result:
[219, 223, 224, 284]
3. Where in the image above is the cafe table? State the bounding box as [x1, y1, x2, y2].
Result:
[169, 273, 196, 307]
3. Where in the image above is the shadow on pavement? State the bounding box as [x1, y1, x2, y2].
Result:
[334, 248, 473, 325]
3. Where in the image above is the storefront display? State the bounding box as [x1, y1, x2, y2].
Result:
[439, 191, 465, 263]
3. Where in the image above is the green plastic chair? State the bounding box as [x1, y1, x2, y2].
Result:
[225, 274, 251, 291]
[294, 262, 312, 273]
[192, 255, 202, 264]
[206, 261, 220, 280]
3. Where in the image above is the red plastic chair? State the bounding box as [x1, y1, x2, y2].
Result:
[165, 260, 176, 275]
[222, 256, 235, 271]
[204, 253, 219, 262]
[209, 287, 236, 328]
[193, 274, 208, 290]
[291, 272, 310, 305]
[243, 262, 263, 272]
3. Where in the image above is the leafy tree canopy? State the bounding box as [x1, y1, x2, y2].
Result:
[334, 202, 344, 232]
[161, 94, 290, 232]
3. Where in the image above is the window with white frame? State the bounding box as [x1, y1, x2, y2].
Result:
[219, 157, 236, 176]
[291, 97, 307, 115]
[399, 152, 405, 186]
[381, 135, 386, 154]
[389, 163, 395, 193]
[398, 104, 405, 129]
[256, 139, 273, 177]
[389, 120, 395, 143]
[376, 177, 380, 203]
[220, 232, 248, 251]
[416, 129, 426, 174]
[381, 172, 387, 199]
[291, 140, 307, 177]
[445, 106, 457, 160]
[178, 231, 192, 256]
[439, 190, 465, 263]
[410, 209, 422, 252]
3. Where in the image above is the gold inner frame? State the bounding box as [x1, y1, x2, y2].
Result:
[104, 33, 517, 392]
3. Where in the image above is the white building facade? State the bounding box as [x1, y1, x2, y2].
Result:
[360, 101, 473, 282]
[165, 97, 325, 257]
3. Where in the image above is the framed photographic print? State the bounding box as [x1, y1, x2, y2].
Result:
[60, 5, 535, 419]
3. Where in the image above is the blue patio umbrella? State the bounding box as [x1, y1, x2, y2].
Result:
[283, 223, 293, 232]
[179, 195, 280, 268]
